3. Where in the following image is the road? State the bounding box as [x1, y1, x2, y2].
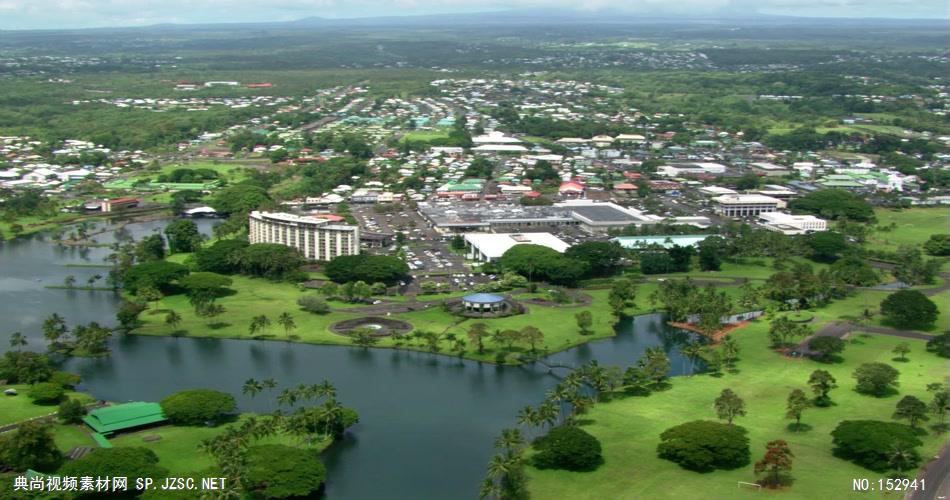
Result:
[908, 443, 950, 500]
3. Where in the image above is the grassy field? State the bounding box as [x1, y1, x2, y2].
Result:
[400, 130, 450, 143]
[526, 322, 950, 499]
[648, 257, 828, 282]
[869, 207, 950, 252]
[133, 276, 654, 364]
[0, 385, 96, 426]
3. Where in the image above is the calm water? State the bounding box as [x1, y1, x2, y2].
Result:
[1, 219, 696, 500]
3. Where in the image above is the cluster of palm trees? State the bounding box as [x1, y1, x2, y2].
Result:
[243, 378, 348, 443]
[247, 312, 296, 337]
[480, 428, 528, 500]
[678, 337, 739, 376]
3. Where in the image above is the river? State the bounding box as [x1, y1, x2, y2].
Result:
[1, 218, 698, 499]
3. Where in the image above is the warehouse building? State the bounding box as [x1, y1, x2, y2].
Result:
[464, 232, 570, 262]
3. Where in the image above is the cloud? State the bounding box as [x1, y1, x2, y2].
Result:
[0, 0, 946, 29]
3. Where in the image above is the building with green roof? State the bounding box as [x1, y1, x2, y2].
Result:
[82, 402, 167, 436]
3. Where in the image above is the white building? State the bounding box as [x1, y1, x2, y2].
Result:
[713, 194, 784, 217]
[248, 211, 360, 261]
[759, 212, 827, 235]
[464, 232, 570, 262]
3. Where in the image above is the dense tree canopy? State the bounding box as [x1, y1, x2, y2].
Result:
[532, 426, 603, 472]
[852, 362, 900, 397]
[60, 447, 168, 481]
[831, 420, 921, 472]
[499, 244, 587, 285]
[789, 189, 874, 221]
[244, 444, 327, 499]
[656, 420, 750, 472]
[324, 254, 410, 285]
[565, 241, 625, 277]
[0, 351, 54, 384]
[122, 261, 189, 295]
[880, 290, 938, 329]
[211, 183, 271, 215]
[164, 219, 203, 254]
[160, 389, 236, 425]
[0, 421, 62, 472]
[923, 234, 950, 256]
[194, 238, 249, 274]
[235, 243, 306, 280]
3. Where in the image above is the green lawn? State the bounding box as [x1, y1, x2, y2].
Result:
[809, 288, 945, 334]
[648, 257, 827, 282]
[400, 130, 450, 143]
[869, 207, 950, 252]
[527, 322, 950, 499]
[53, 424, 97, 452]
[134, 276, 658, 364]
[104, 415, 332, 474]
[0, 385, 95, 426]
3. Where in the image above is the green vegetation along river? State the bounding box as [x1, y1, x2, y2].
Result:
[0, 219, 698, 499]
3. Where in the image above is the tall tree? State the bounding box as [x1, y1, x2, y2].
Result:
[277, 312, 296, 337]
[786, 389, 811, 430]
[8, 332, 27, 351]
[714, 388, 746, 425]
[467, 323, 489, 354]
[893, 396, 929, 429]
[754, 440, 794, 488]
[808, 369, 838, 407]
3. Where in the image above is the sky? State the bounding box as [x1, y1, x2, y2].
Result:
[0, 0, 946, 30]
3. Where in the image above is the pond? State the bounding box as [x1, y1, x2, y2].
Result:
[1, 218, 698, 499]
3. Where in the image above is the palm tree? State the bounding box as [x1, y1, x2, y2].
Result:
[250, 315, 271, 336]
[478, 478, 501, 499]
[889, 442, 916, 476]
[679, 342, 703, 375]
[277, 312, 296, 337]
[277, 388, 298, 408]
[319, 398, 344, 439]
[315, 380, 336, 399]
[516, 406, 537, 430]
[8, 332, 27, 351]
[494, 428, 525, 455]
[487, 453, 515, 481]
[262, 378, 278, 393]
[64, 275, 76, 288]
[538, 401, 559, 429]
[242, 378, 264, 398]
[165, 311, 182, 330]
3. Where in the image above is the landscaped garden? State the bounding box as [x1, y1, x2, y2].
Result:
[524, 323, 949, 499]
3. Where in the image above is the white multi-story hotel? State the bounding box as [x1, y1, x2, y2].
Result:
[248, 211, 359, 261]
[713, 194, 784, 217]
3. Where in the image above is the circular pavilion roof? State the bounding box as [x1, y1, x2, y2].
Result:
[462, 293, 506, 304]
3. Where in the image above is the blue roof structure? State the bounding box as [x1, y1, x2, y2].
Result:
[463, 293, 505, 304]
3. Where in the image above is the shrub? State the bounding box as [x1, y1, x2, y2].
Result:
[28, 382, 65, 405]
[657, 420, 750, 472]
[831, 420, 922, 472]
[926, 333, 950, 358]
[159, 389, 236, 425]
[244, 444, 326, 499]
[297, 295, 330, 314]
[532, 426, 603, 472]
[58, 398, 87, 424]
[852, 362, 899, 397]
[60, 447, 168, 480]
